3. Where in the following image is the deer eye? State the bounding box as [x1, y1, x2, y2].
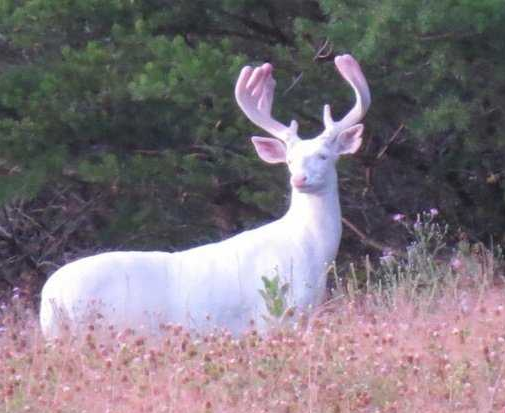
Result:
[318, 154, 328, 161]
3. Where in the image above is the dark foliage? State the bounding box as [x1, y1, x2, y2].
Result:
[0, 0, 504, 295]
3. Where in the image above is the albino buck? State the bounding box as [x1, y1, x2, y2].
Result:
[40, 54, 371, 337]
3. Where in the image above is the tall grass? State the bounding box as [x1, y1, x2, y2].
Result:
[1, 213, 504, 413]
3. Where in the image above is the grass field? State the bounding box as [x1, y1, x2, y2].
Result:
[1, 215, 504, 412]
[2, 282, 504, 412]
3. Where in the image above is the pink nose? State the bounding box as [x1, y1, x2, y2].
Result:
[291, 174, 307, 188]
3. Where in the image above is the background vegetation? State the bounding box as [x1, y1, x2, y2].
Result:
[0, 0, 504, 296]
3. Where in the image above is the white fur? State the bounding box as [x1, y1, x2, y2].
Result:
[40, 55, 370, 337]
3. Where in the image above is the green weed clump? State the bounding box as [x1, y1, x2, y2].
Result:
[340, 210, 503, 311]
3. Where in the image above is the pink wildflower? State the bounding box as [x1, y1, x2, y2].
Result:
[450, 257, 463, 271]
[392, 213, 405, 222]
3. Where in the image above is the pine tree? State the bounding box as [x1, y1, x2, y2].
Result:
[0, 0, 504, 290]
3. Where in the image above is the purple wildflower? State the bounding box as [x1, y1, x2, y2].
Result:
[392, 213, 405, 222]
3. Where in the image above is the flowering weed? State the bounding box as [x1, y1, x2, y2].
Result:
[1, 214, 504, 412]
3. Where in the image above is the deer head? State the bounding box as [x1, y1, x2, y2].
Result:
[235, 54, 371, 194]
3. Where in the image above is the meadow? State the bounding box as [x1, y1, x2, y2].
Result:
[1, 214, 504, 413]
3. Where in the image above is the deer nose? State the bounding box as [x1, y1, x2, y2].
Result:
[291, 174, 308, 188]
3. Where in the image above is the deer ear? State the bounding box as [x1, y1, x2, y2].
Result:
[328, 124, 364, 156]
[251, 137, 287, 164]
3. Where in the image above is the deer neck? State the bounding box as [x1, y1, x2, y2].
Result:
[281, 175, 342, 307]
[284, 175, 341, 245]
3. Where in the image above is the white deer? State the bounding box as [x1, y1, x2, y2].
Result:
[40, 54, 371, 337]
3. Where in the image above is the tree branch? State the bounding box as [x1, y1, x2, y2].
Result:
[214, 8, 293, 45]
[342, 216, 401, 255]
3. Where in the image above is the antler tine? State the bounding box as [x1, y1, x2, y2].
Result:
[235, 63, 300, 146]
[321, 54, 371, 139]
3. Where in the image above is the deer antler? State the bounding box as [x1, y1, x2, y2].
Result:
[321, 54, 371, 139]
[235, 63, 300, 146]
